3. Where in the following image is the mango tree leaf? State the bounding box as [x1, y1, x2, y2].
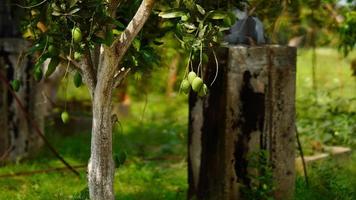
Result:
[104, 30, 114, 46]
[68, 8, 80, 15]
[159, 9, 187, 18]
[106, 17, 125, 29]
[132, 39, 141, 51]
[198, 25, 208, 38]
[207, 11, 234, 21]
[182, 23, 197, 30]
[51, 3, 61, 12]
[69, 0, 79, 8]
[52, 10, 62, 16]
[196, 4, 205, 15]
[35, 53, 51, 69]
[45, 57, 60, 77]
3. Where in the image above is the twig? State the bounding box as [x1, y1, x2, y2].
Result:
[113, 68, 131, 88]
[0, 154, 184, 178]
[210, 49, 219, 87]
[0, 146, 14, 162]
[0, 72, 80, 176]
[295, 125, 309, 186]
[0, 165, 86, 178]
[13, 0, 48, 9]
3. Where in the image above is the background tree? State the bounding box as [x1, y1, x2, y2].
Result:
[0, 0, 45, 163]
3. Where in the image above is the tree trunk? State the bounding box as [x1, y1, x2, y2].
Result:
[0, 40, 45, 162]
[86, 1, 156, 198]
[188, 45, 296, 200]
[88, 53, 115, 200]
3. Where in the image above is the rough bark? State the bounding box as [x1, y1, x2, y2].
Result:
[188, 45, 296, 200]
[87, 1, 156, 199]
[0, 56, 8, 157]
[88, 52, 116, 200]
[0, 39, 45, 162]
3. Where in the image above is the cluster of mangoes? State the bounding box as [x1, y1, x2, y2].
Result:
[180, 71, 208, 97]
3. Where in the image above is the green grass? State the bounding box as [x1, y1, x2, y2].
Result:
[0, 95, 189, 200]
[296, 153, 356, 200]
[296, 48, 356, 154]
[0, 48, 355, 199]
[296, 48, 356, 99]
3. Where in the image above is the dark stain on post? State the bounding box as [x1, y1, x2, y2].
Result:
[234, 70, 265, 188]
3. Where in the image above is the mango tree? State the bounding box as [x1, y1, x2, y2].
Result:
[21, 0, 241, 199]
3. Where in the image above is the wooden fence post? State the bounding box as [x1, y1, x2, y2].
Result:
[188, 45, 296, 200]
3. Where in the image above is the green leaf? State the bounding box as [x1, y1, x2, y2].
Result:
[112, 29, 122, 36]
[159, 9, 187, 19]
[52, 10, 62, 16]
[51, 3, 61, 11]
[182, 23, 197, 30]
[181, 14, 190, 21]
[34, 67, 43, 82]
[104, 30, 114, 46]
[207, 11, 235, 21]
[73, 71, 82, 88]
[132, 56, 139, 67]
[133, 39, 141, 51]
[91, 35, 106, 45]
[45, 57, 60, 78]
[106, 17, 125, 29]
[11, 80, 21, 92]
[198, 25, 208, 38]
[196, 4, 206, 15]
[27, 43, 44, 55]
[68, 8, 80, 15]
[35, 53, 51, 69]
[69, 0, 79, 8]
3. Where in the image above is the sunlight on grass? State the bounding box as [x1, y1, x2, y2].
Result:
[296, 48, 356, 99]
[0, 48, 355, 200]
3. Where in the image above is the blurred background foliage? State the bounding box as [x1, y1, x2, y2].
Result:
[1, 0, 356, 199]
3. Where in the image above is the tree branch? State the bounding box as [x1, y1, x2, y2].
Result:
[92, 44, 101, 69]
[59, 55, 96, 93]
[58, 55, 81, 69]
[108, 0, 121, 18]
[83, 43, 97, 92]
[113, 67, 131, 88]
[111, 0, 156, 69]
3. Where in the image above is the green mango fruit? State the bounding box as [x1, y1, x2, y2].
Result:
[34, 67, 43, 81]
[11, 79, 20, 92]
[61, 111, 69, 124]
[180, 79, 191, 94]
[188, 71, 197, 84]
[73, 71, 82, 88]
[198, 84, 208, 97]
[72, 27, 82, 43]
[45, 57, 60, 77]
[47, 44, 58, 55]
[192, 77, 203, 92]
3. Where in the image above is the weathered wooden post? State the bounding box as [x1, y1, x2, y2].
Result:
[188, 45, 296, 200]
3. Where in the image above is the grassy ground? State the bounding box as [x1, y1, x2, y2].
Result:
[0, 48, 355, 199]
